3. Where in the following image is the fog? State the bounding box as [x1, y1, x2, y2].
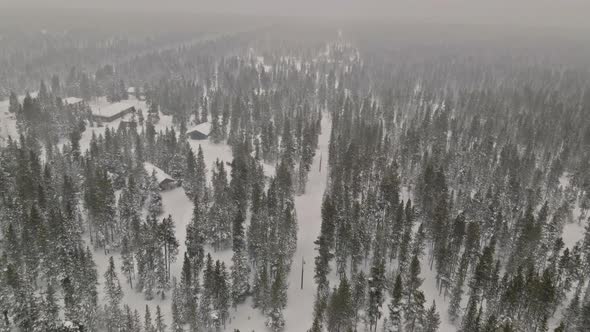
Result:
[3, 0, 590, 29]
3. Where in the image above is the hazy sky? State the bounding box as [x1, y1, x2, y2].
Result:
[3, 0, 590, 29]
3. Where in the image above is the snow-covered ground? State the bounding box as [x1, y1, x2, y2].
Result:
[559, 172, 587, 249]
[420, 259, 455, 331]
[562, 216, 586, 249]
[561, 201, 587, 249]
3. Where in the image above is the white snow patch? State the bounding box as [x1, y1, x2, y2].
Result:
[559, 172, 571, 190]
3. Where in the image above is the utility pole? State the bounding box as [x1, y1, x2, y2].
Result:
[319, 154, 322, 173]
[301, 256, 305, 289]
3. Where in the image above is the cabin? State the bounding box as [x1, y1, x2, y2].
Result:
[91, 100, 137, 122]
[188, 129, 208, 140]
[144, 162, 177, 190]
[187, 122, 211, 140]
[127, 86, 144, 99]
[63, 97, 84, 107]
[119, 120, 137, 130]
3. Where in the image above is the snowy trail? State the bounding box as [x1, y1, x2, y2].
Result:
[211, 112, 332, 331]
[283, 114, 332, 331]
[420, 259, 455, 331]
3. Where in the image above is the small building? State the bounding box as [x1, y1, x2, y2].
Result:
[187, 122, 211, 140]
[91, 100, 137, 122]
[119, 120, 137, 130]
[144, 162, 177, 190]
[127, 86, 144, 100]
[63, 97, 84, 107]
[188, 129, 208, 140]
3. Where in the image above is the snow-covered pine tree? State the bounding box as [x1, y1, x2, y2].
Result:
[404, 255, 424, 332]
[38, 283, 60, 331]
[104, 257, 124, 332]
[266, 262, 287, 331]
[422, 300, 440, 332]
[215, 261, 231, 328]
[186, 194, 206, 270]
[253, 263, 271, 313]
[123, 305, 135, 332]
[195, 145, 208, 201]
[367, 255, 386, 332]
[404, 290, 425, 332]
[326, 275, 354, 332]
[147, 170, 163, 218]
[145, 305, 155, 332]
[231, 211, 251, 306]
[155, 305, 166, 332]
[121, 236, 135, 288]
[386, 274, 403, 332]
[352, 271, 367, 327]
[171, 279, 184, 332]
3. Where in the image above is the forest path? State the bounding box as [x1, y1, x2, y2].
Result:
[284, 113, 332, 330]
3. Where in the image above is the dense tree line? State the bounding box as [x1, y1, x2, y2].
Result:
[308, 37, 590, 332]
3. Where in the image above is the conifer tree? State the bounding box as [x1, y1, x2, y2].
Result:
[121, 236, 135, 288]
[367, 256, 385, 332]
[386, 274, 403, 332]
[148, 171, 163, 218]
[231, 211, 251, 306]
[553, 322, 565, 332]
[326, 275, 354, 332]
[267, 262, 287, 331]
[145, 305, 155, 332]
[123, 305, 135, 332]
[253, 263, 271, 313]
[9, 91, 20, 114]
[422, 301, 440, 332]
[195, 145, 207, 201]
[403, 255, 425, 332]
[38, 284, 60, 331]
[216, 261, 231, 328]
[104, 257, 123, 332]
[461, 295, 480, 332]
[352, 271, 367, 327]
[186, 195, 206, 271]
[155, 305, 166, 332]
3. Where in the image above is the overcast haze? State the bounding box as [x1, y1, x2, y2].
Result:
[3, 0, 590, 29]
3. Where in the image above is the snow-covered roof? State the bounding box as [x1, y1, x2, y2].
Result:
[127, 87, 136, 94]
[91, 99, 137, 117]
[63, 97, 83, 105]
[187, 121, 211, 136]
[24, 91, 39, 100]
[144, 162, 174, 184]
